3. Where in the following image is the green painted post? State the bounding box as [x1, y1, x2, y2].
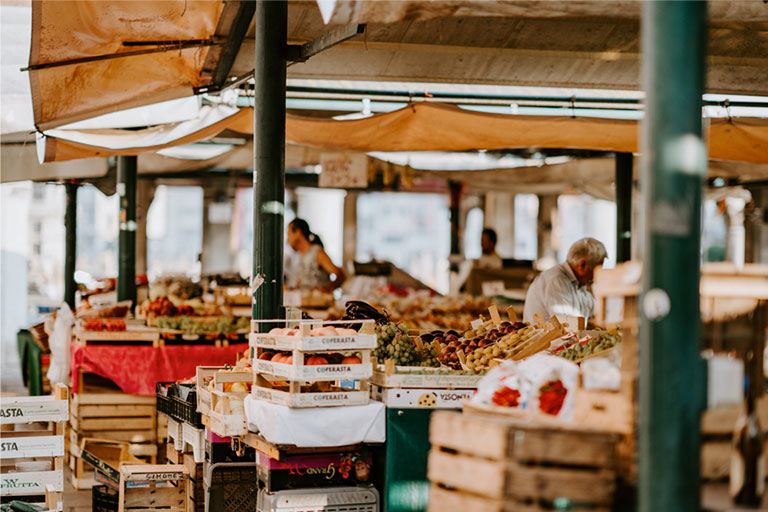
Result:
[252, 0, 286, 325]
[639, 2, 708, 511]
[64, 181, 78, 309]
[117, 155, 137, 307]
[615, 153, 632, 263]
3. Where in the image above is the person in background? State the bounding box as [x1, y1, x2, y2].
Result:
[523, 237, 607, 325]
[476, 228, 503, 269]
[285, 218, 346, 292]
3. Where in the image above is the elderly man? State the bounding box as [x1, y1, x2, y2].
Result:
[523, 237, 608, 325]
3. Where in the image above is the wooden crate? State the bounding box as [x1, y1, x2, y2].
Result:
[0, 385, 68, 498]
[70, 391, 157, 444]
[118, 464, 188, 512]
[253, 375, 369, 408]
[427, 410, 619, 511]
[74, 325, 160, 347]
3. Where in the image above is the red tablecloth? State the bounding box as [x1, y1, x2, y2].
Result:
[71, 341, 248, 396]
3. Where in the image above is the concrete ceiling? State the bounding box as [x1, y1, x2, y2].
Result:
[229, 1, 768, 96]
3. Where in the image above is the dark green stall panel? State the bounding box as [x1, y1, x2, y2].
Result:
[375, 408, 437, 512]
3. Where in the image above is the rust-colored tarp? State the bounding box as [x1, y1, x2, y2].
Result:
[28, 0, 223, 131]
[39, 103, 768, 164]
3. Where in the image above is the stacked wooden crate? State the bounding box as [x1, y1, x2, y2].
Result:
[249, 319, 376, 408]
[166, 443, 205, 512]
[427, 410, 620, 512]
[69, 391, 158, 489]
[0, 385, 68, 508]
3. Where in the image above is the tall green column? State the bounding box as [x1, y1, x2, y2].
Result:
[615, 153, 633, 263]
[252, 0, 286, 324]
[64, 181, 78, 309]
[639, 2, 708, 511]
[117, 155, 137, 306]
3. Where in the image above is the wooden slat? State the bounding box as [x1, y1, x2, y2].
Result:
[121, 464, 187, 482]
[427, 485, 612, 512]
[123, 486, 184, 508]
[429, 410, 618, 467]
[429, 449, 615, 504]
[73, 402, 156, 418]
[72, 429, 156, 443]
[73, 393, 156, 406]
[72, 416, 154, 431]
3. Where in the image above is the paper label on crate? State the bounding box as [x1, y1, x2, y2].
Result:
[0, 470, 63, 496]
[470, 319, 484, 329]
[371, 386, 474, 409]
[0, 399, 68, 424]
[0, 435, 64, 459]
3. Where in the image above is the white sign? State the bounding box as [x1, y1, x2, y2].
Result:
[319, 153, 368, 188]
[0, 435, 64, 459]
[0, 470, 62, 496]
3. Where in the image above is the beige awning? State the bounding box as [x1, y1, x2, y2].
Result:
[37, 103, 768, 165]
[27, 0, 224, 131]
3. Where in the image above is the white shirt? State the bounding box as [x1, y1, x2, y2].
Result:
[523, 262, 595, 325]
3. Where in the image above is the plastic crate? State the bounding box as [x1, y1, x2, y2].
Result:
[257, 485, 379, 512]
[156, 381, 204, 428]
[156, 381, 175, 417]
[203, 462, 259, 512]
[92, 485, 119, 512]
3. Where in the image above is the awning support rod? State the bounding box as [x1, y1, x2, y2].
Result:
[64, 181, 78, 309]
[117, 156, 138, 308]
[252, 0, 287, 326]
[639, 1, 708, 510]
[615, 152, 633, 262]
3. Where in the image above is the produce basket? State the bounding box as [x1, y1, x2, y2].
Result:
[195, 366, 252, 416]
[203, 462, 259, 512]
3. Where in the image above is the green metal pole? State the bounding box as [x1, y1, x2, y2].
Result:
[117, 155, 137, 307]
[252, 0, 286, 324]
[615, 153, 632, 263]
[639, 2, 708, 511]
[64, 181, 78, 309]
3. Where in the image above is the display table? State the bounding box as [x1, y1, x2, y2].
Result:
[71, 341, 247, 395]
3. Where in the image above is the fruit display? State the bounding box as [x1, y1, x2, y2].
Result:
[267, 326, 360, 337]
[554, 331, 621, 362]
[156, 315, 249, 334]
[374, 321, 441, 367]
[257, 351, 365, 366]
[343, 292, 493, 331]
[428, 321, 535, 371]
[81, 318, 126, 331]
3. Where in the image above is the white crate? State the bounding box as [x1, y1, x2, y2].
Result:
[371, 365, 482, 389]
[0, 434, 64, 459]
[0, 470, 63, 496]
[196, 367, 252, 415]
[371, 385, 474, 409]
[253, 386, 370, 408]
[257, 486, 378, 512]
[255, 354, 372, 382]
[249, 319, 376, 351]
[207, 390, 248, 438]
[0, 395, 68, 424]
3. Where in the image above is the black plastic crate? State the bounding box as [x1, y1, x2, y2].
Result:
[155, 381, 175, 417]
[156, 381, 204, 428]
[92, 485, 119, 512]
[206, 438, 255, 464]
[173, 384, 204, 428]
[203, 462, 259, 512]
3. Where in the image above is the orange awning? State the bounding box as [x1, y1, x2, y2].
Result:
[39, 103, 768, 165]
[27, 0, 224, 130]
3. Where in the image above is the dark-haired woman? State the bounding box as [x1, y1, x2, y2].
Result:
[286, 218, 346, 292]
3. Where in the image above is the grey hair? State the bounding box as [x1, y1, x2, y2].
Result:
[567, 238, 608, 267]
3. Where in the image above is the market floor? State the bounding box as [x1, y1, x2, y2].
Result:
[61, 465, 91, 512]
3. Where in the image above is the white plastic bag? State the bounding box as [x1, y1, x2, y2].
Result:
[47, 303, 75, 386]
[471, 354, 579, 422]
